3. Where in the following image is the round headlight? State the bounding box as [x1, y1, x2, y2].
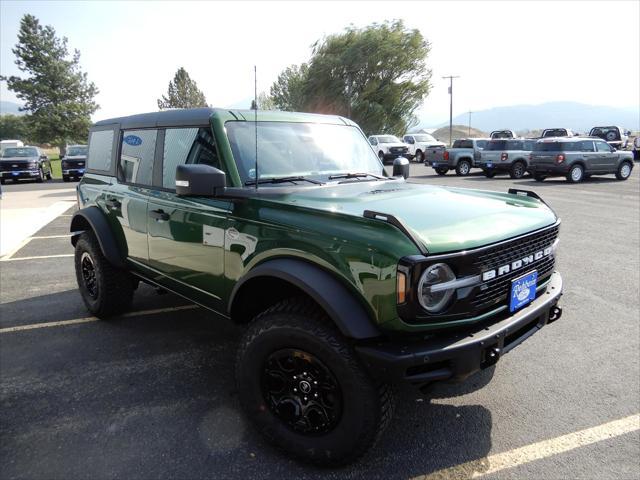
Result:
[418, 263, 456, 313]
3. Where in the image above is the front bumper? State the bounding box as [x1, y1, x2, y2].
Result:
[62, 168, 85, 176]
[356, 271, 563, 388]
[0, 170, 40, 179]
[383, 152, 410, 161]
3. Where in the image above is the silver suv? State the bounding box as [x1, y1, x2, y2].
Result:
[528, 137, 634, 183]
[477, 139, 536, 179]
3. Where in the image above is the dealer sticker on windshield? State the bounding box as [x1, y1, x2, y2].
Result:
[510, 270, 538, 312]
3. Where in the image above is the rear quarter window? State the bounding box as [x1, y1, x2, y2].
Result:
[87, 129, 115, 172]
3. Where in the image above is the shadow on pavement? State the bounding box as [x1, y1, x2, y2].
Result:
[0, 304, 494, 479]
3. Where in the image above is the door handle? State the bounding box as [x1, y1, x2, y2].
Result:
[149, 209, 170, 221]
[105, 198, 121, 209]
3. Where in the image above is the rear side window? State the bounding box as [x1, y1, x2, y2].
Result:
[87, 130, 114, 171]
[119, 129, 157, 186]
[162, 127, 220, 189]
[485, 140, 508, 150]
[506, 141, 523, 150]
[523, 141, 535, 150]
[595, 141, 611, 152]
[579, 141, 594, 152]
[534, 141, 579, 152]
[453, 140, 473, 148]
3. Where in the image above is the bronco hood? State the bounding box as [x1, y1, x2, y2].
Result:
[279, 180, 557, 254]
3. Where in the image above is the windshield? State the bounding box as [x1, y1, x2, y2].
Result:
[1, 147, 38, 158]
[67, 146, 88, 156]
[226, 122, 384, 184]
[413, 134, 436, 143]
[491, 131, 513, 139]
[376, 135, 401, 143]
[542, 129, 568, 137]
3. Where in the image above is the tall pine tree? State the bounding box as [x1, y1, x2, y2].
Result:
[157, 68, 208, 109]
[1, 14, 99, 148]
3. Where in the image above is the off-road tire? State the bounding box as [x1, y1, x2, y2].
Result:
[414, 150, 423, 163]
[615, 161, 632, 181]
[36, 168, 44, 183]
[236, 298, 395, 466]
[63, 175, 70, 182]
[456, 159, 471, 176]
[566, 164, 584, 183]
[509, 161, 526, 179]
[74, 231, 134, 318]
[483, 169, 496, 178]
[435, 167, 448, 176]
[534, 174, 546, 182]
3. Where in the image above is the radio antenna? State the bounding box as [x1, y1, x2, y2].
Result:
[254, 65, 258, 190]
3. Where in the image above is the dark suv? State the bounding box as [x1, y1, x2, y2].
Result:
[528, 137, 634, 183]
[0, 146, 52, 184]
[71, 108, 564, 465]
[61, 144, 88, 182]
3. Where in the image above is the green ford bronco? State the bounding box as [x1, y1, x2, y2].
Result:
[71, 108, 563, 465]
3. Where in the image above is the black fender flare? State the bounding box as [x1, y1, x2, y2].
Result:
[229, 258, 382, 340]
[70, 206, 126, 268]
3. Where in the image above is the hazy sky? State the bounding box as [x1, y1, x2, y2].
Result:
[1, 0, 638, 126]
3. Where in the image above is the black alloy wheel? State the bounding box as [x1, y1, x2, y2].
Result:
[262, 348, 342, 435]
[80, 251, 98, 298]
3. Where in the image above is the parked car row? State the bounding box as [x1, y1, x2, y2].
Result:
[489, 125, 631, 150]
[425, 136, 634, 183]
[368, 133, 445, 163]
[0, 143, 87, 184]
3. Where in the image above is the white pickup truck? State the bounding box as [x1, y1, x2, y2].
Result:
[401, 133, 446, 162]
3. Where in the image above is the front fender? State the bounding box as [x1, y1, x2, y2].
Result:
[70, 206, 126, 268]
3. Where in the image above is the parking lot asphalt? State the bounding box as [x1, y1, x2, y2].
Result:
[1, 167, 639, 479]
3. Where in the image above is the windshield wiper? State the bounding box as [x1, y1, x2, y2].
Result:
[328, 172, 387, 181]
[245, 175, 324, 186]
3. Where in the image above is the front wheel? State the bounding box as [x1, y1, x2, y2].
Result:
[566, 164, 584, 183]
[435, 167, 448, 176]
[63, 175, 70, 182]
[509, 161, 526, 179]
[236, 298, 394, 466]
[36, 168, 44, 183]
[616, 161, 632, 180]
[456, 160, 471, 176]
[414, 150, 423, 163]
[74, 232, 135, 318]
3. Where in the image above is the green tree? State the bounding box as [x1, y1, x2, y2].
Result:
[270, 64, 309, 111]
[157, 67, 208, 109]
[270, 20, 432, 135]
[1, 14, 99, 148]
[0, 114, 31, 141]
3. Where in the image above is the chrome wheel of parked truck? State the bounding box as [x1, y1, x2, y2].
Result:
[71, 108, 564, 465]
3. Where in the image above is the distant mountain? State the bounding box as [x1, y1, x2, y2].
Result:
[0, 101, 25, 116]
[430, 125, 488, 143]
[420, 102, 639, 133]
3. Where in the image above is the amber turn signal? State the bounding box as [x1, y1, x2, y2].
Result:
[397, 271, 407, 304]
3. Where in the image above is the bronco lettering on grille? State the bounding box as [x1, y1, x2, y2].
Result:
[482, 246, 553, 281]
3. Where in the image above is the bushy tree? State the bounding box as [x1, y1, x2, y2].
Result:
[0, 114, 31, 141]
[157, 67, 208, 109]
[269, 20, 432, 135]
[1, 14, 99, 148]
[270, 64, 309, 112]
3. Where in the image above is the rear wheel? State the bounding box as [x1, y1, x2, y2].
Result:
[456, 160, 471, 176]
[63, 175, 70, 182]
[509, 161, 526, 179]
[435, 167, 448, 176]
[74, 231, 135, 318]
[414, 150, 423, 163]
[236, 298, 394, 466]
[566, 164, 584, 183]
[616, 161, 632, 180]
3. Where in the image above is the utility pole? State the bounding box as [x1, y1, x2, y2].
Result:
[442, 75, 459, 146]
[468, 111, 473, 136]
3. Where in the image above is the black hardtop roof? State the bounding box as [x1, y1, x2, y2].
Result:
[93, 107, 215, 129]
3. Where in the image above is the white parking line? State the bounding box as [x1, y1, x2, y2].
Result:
[31, 234, 72, 239]
[0, 253, 74, 262]
[0, 304, 200, 333]
[414, 413, 640, 479]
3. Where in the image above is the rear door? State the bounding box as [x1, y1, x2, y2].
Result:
[146, 126, 232, 312]
[105, 129, 158, 263]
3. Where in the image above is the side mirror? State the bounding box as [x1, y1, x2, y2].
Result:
[392, 157, 410, 179]
[176, 164, 226, 196]
[59, 155, 65, 160]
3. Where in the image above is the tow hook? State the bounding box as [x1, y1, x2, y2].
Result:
[548, 305, 563, 324]
[482, 346, 501, 368]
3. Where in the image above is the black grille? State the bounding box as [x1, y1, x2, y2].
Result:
[390, 147, 408, 154]
[471, 225, 559, 310]
[0, 161, 32, 171]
